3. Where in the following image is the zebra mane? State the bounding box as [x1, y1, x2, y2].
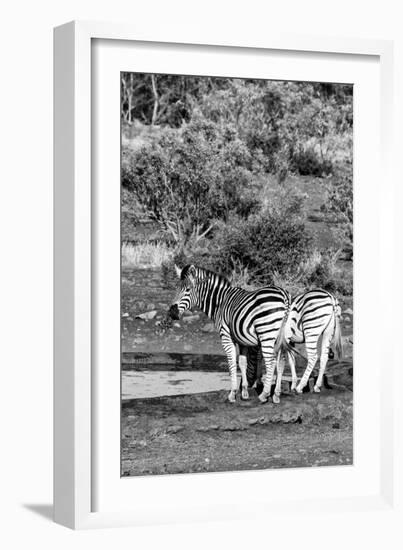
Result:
[180, 265, 231, 287]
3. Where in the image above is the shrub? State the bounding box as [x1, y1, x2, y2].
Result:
[272, 248, 353, 296]
[121, 117, 260, 248]
[210, 211, 314, 286]
[321, 162, 353, 252]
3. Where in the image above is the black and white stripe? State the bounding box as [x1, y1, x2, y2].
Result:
[274, 289, 343, 397]
[168, 264, 290, 403]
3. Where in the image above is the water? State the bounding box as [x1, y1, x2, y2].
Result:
[122, 369, 239, 399]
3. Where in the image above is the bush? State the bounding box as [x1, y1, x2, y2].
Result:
[210, 211, 314, 286]
[272, 249, 353, 296]
[291, 147, 333, 177]
[321, 162, 353, 252]
[198, 80, 352, 179]
[121, 117, 260, 247]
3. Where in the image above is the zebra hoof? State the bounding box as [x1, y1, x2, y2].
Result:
[272, 394, 280, 404]
[228, 392, 237, 403]
[258, 392, 269, 404]
[295, 386, 303, 394]
[313, 385, 321, 393]
[240, 388, 249, 400]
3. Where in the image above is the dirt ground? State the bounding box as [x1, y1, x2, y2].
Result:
[121, 385, 353, 477]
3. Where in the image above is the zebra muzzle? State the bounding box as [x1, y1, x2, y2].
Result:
[168, 304, 180, 320]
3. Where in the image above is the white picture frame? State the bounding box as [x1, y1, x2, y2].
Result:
[54, 20, 398, 530]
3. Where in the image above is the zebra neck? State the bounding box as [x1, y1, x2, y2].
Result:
[196, 280, 228, 322]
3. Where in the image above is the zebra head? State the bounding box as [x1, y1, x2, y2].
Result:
[168, 264, 201, 320]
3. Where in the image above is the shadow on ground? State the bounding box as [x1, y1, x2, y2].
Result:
[23, 504, 53, 522]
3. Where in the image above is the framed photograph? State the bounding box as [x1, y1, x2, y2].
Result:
[54, 21, 397, 530]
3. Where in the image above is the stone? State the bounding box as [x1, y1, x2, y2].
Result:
[183, 314, 200, 322]
[133, 336, 147, 346]
[166, 425, 184, 434]
[317, 401, 343, 421]
[136, 310, 157, 321]
[220, 423, 246, 432]
[201, 322, 215, 333]
[344, 308, 353, 315]
[122, 312, 130, 317]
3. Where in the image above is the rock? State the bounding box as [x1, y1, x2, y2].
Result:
[317, 401, 343, 421]
[196, 425, 219, 432]
[344, 308, 353, 315]
[132, 337, 146, 345]
[220, 423, 246, 432]
[270, 409, 303, 424]
[173, 322, 181, 328]
[136, 310, 157, 321]
[201, 322, 215, 333]
[183, 314, 200, 323]
[166, 425, 184, 434]
[122, 312, 130, 317]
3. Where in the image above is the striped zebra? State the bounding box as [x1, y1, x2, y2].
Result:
[168, 265, 290, 403]
[274, 289, 343, 397]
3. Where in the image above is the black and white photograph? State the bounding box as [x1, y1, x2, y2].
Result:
[120, 73, 353, 477]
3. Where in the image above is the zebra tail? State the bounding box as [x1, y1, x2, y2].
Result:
[333, 299, 343, 361]
[274, 294, 305, 361]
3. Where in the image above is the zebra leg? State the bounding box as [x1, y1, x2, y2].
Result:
[258, 340, 276, 403]
[287, 350, 298, 391]
[314, 322, 334, 392]
[296, 335, 318, 393]
[238, 354, 249, 400]
[220, 334, 238, 403]
[273, 352, 284, 404]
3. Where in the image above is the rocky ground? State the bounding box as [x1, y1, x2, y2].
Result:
[122, 386, 353, 476]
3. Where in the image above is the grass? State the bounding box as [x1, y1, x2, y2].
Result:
[122, 242, 174, 269]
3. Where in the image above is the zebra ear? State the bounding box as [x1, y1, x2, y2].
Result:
[174, 264, 182, 279]
[188, 265, 196, 278]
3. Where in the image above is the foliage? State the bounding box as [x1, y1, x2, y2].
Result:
[196, 80, 352, 179]
[272, 248, 352, 296]
[209, 210, 314, 286]
[321, 162, 353, 251]
[121, 74, 353, 296]
[122, 116, 260, 248]
[121, 73, 231, 127]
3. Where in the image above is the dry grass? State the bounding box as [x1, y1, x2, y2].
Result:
[272, 249, 343, 297]
[121, 242, 174, 269]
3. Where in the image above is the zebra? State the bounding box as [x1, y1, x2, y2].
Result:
[167, 264, 290, 403]
[273, 289, 343, 397]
